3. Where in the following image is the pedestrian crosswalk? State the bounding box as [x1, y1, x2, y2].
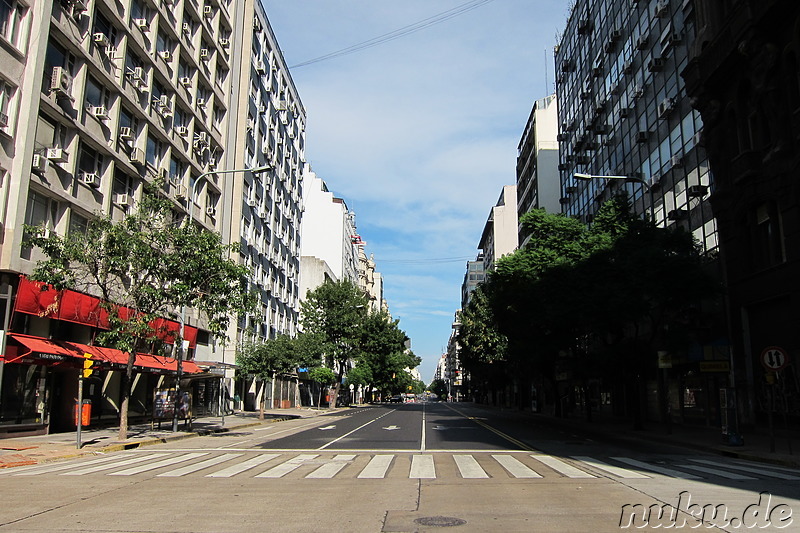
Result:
[3, 451, 798, 482]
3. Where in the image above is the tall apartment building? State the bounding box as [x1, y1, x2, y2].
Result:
[0, 0, 306, 433]
[478, 185, 519, 272]
[516, 93, 560, 238]
[218, 0, 306, 410]
[683, 1, 800, 427]
[299, 170, 360, 289]
[555, 0, 717, 256]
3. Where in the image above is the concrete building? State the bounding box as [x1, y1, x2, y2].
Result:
[0, 0, 245, 433]
[460, 256, 484, 310]
[478, 185, 519, 272]
[299, 170, 359, 287]
[682, 0, 800, 429]
[554, 0, 717, 257]
[221, 0, 306, 411]
[516, 94, 561, 239]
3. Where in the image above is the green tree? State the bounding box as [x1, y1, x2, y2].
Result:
[25, 186, 255, 440]
[429, 379, 448, 400]
[307, 366, 337, 408]
[300, 280, 369, 406]
[236, 334, 315, 418]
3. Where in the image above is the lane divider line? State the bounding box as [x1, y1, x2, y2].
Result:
[317, 409, 396, 450]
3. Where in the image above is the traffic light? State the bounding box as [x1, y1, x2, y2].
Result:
[82, 353, 94, 378]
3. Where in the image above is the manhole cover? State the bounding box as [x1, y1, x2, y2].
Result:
[413, 516, 467, 527]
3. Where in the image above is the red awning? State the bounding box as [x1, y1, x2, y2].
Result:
[4, 334, 200, 374]
[14, 277, 198, 349]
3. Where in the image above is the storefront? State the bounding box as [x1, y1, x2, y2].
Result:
[0, 277, 202, 436]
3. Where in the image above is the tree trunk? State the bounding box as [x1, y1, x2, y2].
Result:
[259, 377, 265, 420]
[329, 382, 340, 409]
[118, 351, 136, 441]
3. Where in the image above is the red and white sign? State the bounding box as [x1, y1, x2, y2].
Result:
[760, 346, 790, 371]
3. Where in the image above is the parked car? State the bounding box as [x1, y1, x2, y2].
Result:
[388, 394, 403, 403]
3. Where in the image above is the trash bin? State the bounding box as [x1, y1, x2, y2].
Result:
[74, 399, 91, 427]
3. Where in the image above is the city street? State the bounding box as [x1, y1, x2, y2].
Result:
[1, 402, 798, 532]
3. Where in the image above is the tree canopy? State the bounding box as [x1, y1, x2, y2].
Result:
[25, 185, 255, 439]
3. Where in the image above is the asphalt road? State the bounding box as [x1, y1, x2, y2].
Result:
[2, 402, 799, 532]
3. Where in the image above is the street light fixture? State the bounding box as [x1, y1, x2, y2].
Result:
[573, 173, 655, 220]
[172, 164, 270, 432]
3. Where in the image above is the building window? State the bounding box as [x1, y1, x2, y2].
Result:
[84, 75, 109, 110]
[0, 0, 26, 49]
[92, 10, 117, 45]
[0, 79, 15, 132]
[146, 135, 162, 167]
[752, 202, 784, 270]
[77, 142, 103, 174]
[69, 211, 89, 235]
[21, 191, 56, 259]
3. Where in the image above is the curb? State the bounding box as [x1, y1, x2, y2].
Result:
[0, 415, 302, 468]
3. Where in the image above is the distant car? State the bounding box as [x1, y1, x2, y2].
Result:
[388, 395, 403, 403]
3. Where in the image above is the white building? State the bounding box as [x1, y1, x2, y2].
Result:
[478, 185, 519, 272]
[299, 170, 359, 287]
[516, 94, 560, 245]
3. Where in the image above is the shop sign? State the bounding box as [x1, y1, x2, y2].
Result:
[700, 361, 730, 373]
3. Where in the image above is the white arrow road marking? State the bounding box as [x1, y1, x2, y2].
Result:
[318, 425, 337, 430]
[383, 425, 400, 430]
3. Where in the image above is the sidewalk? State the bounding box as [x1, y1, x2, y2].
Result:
[515, 407, 800, 468]
[0, 407, 330, 469]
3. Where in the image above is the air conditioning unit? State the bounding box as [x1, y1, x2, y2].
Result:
[667, 209, 689, 221]
[257, 103, 266, 113]
[219, 38, 230, 48]
[182, 22, 191, 34]
[195, 132, 209, 145]
[670, 154, 684, 168]
[246, 197, 257, 208]
[619, 107, 632, 118]
[134, 18, 148, 29]
[206, 157, 216, 169]
[206, 206, 217, 217]
[174, 184, 187, 199]
[648, 57, 665, 72]
[199, 48, 209, 60]
[654, 0, 669, 17]
[113, 193, 129, 206]
[46, 148, 69, 163]
[119, 126, 133, 140]
[0, 112, 7, 127]
[50, 66, 73, 96]
[636, 34, 648, 50]
[255, 60, 266, 73]
[687, 185, 708, 198]
[658, 98, 673, 118]
[261, 144, 270, 155]
[175, 125, 189, 136]
[69, 0, 88, 13]
[180, 76, 192, 87]
[203, 5, 213, 17]
[159, 50, 172, 61]
[93, 32, 110, 46]
[156, 94, 169, 108]
[635, 130, 649, 143]
[32, 154, 48, 172]
[129, 148, 146, 166]
[196, 97, 206, 108]
[91, 106, 109, 119]
[80, 171, 101, 188]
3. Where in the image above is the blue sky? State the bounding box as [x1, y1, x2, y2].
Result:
[263, 0, 570, 382]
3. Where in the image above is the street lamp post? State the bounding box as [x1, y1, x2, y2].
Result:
[573, 173, 655, 221]
[172, 164, 270, 432]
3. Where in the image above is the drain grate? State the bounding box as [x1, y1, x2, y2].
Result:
[413, 516, 467, 527]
